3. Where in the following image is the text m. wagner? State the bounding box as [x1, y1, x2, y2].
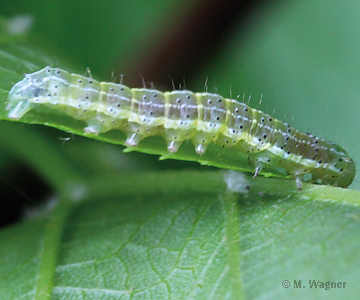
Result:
[294, 280, 346, 290]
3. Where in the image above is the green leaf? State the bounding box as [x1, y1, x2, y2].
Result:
[1, 1, 360, 299]
[1, 172, 360, 299]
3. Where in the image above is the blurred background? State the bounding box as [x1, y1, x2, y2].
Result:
[1, 0, 360, 227]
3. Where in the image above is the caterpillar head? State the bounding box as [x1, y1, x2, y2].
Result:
[9, 66, 56, 100]
[7, 75, 45, 119]
[7, 67, 63, 119]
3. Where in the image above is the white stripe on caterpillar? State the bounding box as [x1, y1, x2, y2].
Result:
[7, 66, 355, 188]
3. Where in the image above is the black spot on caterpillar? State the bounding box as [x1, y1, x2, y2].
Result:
[6, 66, 356, 188]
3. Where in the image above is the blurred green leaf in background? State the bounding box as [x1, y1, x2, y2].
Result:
[0, 0, 360, 299]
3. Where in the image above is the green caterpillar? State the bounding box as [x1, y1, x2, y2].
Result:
[7, 66, 356, 188]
